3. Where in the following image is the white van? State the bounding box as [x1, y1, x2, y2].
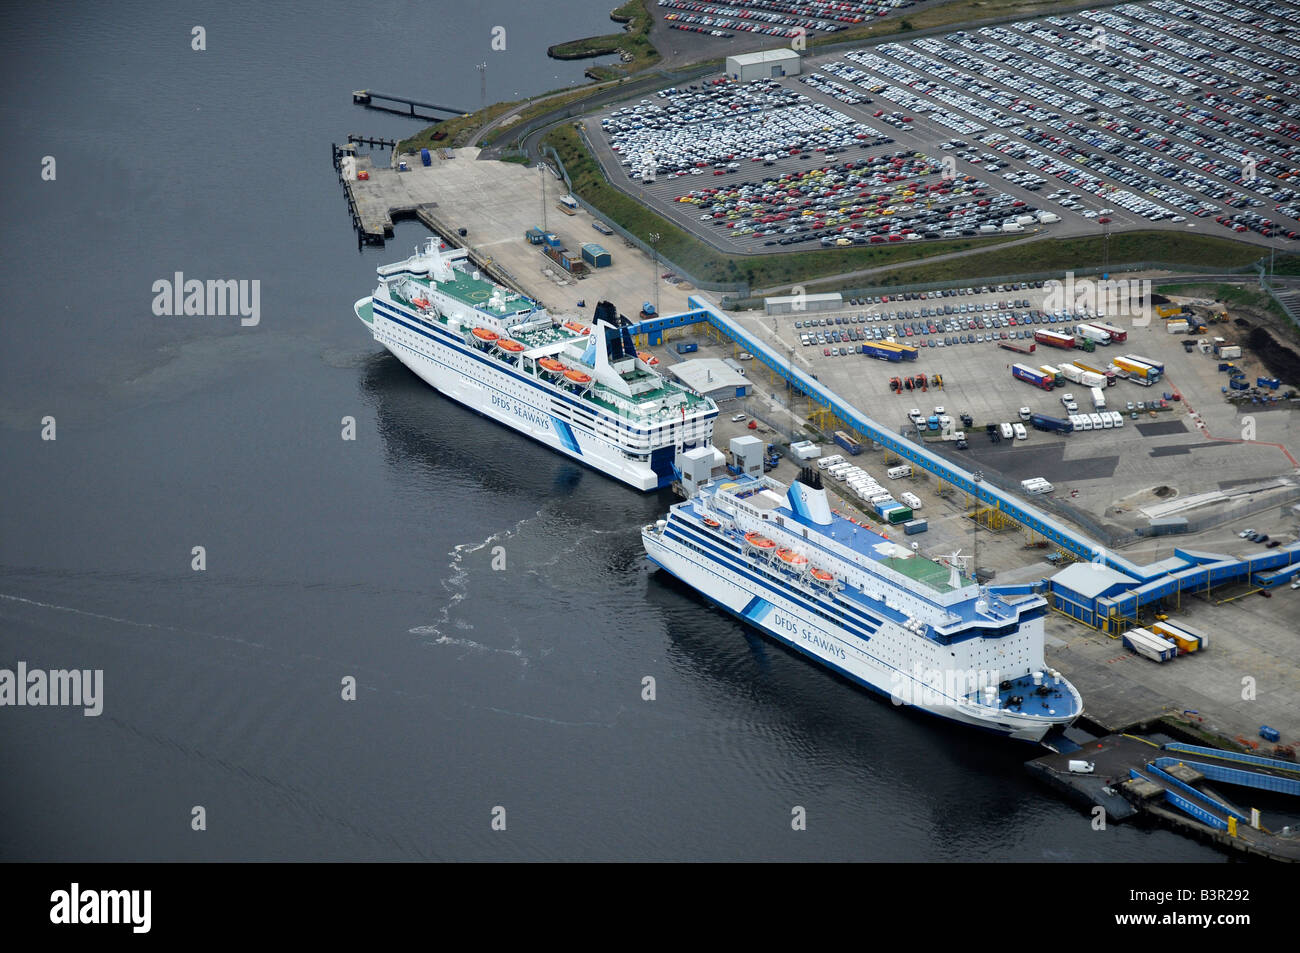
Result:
[887, 465, 912, 479]
[1109, 411, 1124, 428]
[817, 455, 844, 470]
[1088, 413, 1104, 430]
[1099, 413, 1114, 429]
[999, 422, 1014, 440]
[901, 491, 923, 510]
[1013, 423, 1027, 440]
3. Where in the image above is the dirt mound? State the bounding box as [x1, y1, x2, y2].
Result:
[1248, 327, 1300, 382]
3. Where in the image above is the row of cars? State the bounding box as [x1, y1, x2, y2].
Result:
[670, 150, 1050, 248]
[795, 302, 1097, 353]
[812, 4, 1300, 236]
[603, 81, 883, 179]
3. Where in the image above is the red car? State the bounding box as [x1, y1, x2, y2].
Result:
[1098, 216, 1111, 223]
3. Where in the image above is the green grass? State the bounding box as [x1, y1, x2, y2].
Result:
[838, 232, 1271, 290]
[1156, 281, 1294, 328]
[548, 0, 659, 74]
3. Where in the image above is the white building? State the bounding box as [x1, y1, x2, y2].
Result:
[726, 49, 802, 83]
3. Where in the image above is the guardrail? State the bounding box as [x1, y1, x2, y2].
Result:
[722, 260, 1274, 310]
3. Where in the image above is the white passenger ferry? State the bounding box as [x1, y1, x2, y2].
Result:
[355, 239, 716, 489]
[643, 467, 1083, 741]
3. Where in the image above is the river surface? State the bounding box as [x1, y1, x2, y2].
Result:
[0, 0, 1221, 860]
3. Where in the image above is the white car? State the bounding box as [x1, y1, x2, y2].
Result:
[731, 414, 747, 423]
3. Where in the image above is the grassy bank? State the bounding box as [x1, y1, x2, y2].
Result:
[808, 0, 1081, 52]
[544, 123, 1276, 291]
[828, 232, 1274, 290]
[549, 0, 659, 74]
[1156, 281, 1298, 332]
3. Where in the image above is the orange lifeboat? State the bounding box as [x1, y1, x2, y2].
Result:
[810, 568, 834, 583]
[563, 321, 590, 335]
[702, 516, 721, 528]
[638, 350, 659, 366]
[498, 339, 525, 353]
[744, 532, 775, 549]
[777, 548, 808, 566]
[472, 327, 500, 343]
[538, 357, 566, 373]
[563, 369, 592, 385]
[411, 298, 430, 309]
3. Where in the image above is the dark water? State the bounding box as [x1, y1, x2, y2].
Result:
[0, 2, 1220, 861]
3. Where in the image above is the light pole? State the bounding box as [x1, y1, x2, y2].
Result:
[972, 470, 982, 585]
[649, 232, 661, 316]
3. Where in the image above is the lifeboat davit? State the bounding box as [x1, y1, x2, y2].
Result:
[810, 568, 834, 583]
[777, 548, 808, 566]
[702, 516, 721, 528]
[472, 327, 500, 342]
[638, 350, 659, 366]
[563, 321, 590, 335]
[498, 339, 525, 352]
[744, 532, 775, 549]
[564, 369, 592, 385]
[412, 298, 430, 309]
[538, 357, 566, 373]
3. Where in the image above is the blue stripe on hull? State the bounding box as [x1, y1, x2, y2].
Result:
[552, 417, 582, 456]
[644, 553, 1036, 743]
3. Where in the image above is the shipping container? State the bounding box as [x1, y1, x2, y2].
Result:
[834, 431, 863, 455]
[1075, 323, 1112, 345]
[1073, 360, 1116, 385]
[1150, 621, 1200, 653]
[1112, 355, 1159, 380]
[1123, 628, 1177, 662]
[1029, 413, 1073, 434]
[1125, 354, 1165, 375]
[1152, 619, 1209, 651]
[887, 506, 914, 524]
[1035, 329, 1076, 349]
[862, 342, 905, 362]
[675, 342, 698, 354]
[1090, 386, 1106, 409]
[1012, 363, 1052, 390]
[1090, 322, 1128, 343]
[903, 519, 928, 535]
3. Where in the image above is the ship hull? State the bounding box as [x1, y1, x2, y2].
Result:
[358, 297, 680, 491]
[644, 528, 1074, 742]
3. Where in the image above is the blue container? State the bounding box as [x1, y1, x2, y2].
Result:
[1260, 726, 1281, 743]
[420, 148, 432, 166]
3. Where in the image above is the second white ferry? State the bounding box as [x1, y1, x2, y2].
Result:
[355, 238, 717, 490]
[643, 467, 1083, 742]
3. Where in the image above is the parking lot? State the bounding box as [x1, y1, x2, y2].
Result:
[587, 0, 1300, 256]
[656, 0, 915, 41]
[728, 279, 1298, 537]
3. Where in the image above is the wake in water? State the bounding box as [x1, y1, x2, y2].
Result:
[407, 511, 538, 664]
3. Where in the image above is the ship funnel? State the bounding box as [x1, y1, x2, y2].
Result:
[788, 467, 833, 525]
